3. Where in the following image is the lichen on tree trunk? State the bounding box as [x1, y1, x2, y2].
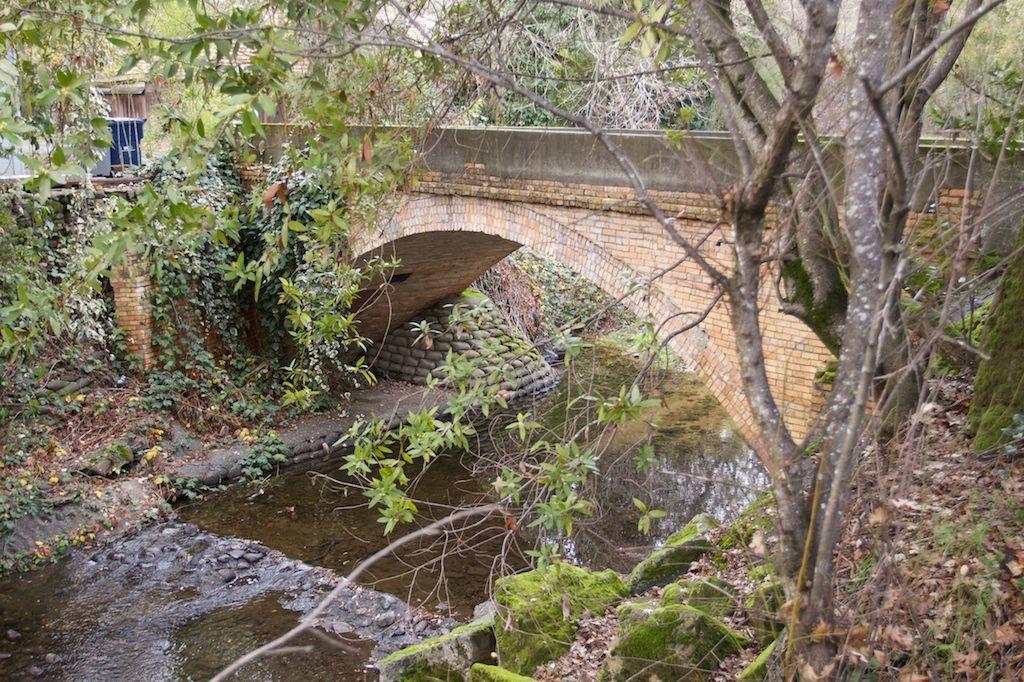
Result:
[969, 226, 1024, 451]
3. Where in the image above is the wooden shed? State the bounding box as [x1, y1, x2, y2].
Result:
[96, 81, 158, 119]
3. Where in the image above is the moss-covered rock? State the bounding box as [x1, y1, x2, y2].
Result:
[377, 617, 496, 682]
[470, 664, 535, 682]
[602, 601, 750, 681]
[627, 514, 718, 594]
[80, 441, 135, 476]
[659, 576, 735, 617]
[969, 225, 1024, 450]
[494, 562, 627, 675]
[738, 638, 777, 680]
[744, 580, 784, 646]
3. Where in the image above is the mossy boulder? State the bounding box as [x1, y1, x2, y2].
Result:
[470, 664, 535, 682]
[972, 404, 1018, 452]
[80, 441, 135, 476]
[717, 493, 774, 552]
[602, 601, 750, 681]
[969, 225, 1024, 450]
[494, 562, 627, 675]
[744, 580, 784, 646]
[627, 514, 718, 594]
[377, 617, 496, 682]
[738, 638, 777, 680]
[660, 576, 735, 617]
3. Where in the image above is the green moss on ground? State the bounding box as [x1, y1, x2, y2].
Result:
[716, 494, 773, 552]
[494, 562, 626, 675]
[626, 514, 718, 594]
[744, 580, 784, 646]
[470, 664, 535, 681]
[603, 601, 750, 681]
[969, 226, 1024, 450]
[738, 638, 777, 680]
[659, 576, 735, 617]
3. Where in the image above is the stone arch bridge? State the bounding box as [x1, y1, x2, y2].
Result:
[342, 127, 993, 444]
[112, 127, 991, 446]
[348, 129, 836, 443]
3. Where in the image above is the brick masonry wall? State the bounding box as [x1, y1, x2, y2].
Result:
[352, 172, 979, 448]
[110, 258, 154, 370]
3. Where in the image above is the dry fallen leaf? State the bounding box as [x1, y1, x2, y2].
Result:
[749, 530, 767, 558]
[898, 673, 929, 682]
[885, 624, 915, 651]
[261, 181, 287, 209]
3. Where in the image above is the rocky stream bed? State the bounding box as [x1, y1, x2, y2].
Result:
[0, 342, 766, 680]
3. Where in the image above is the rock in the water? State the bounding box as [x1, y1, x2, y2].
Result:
[470, 663, 535, 681]
[493, 562, 626, 676]
[6, 629, 20, 640]
[376, 615, 496, 682]
[659, 576, 735, 617]
[603, 601, 750, 681]
[626, 514, 718, 594]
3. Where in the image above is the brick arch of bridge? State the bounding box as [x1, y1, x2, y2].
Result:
[352, 193, 831, 446]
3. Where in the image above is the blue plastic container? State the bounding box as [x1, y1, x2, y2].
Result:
[108, 118, 146, 166]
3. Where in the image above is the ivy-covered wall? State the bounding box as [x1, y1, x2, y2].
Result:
[969, 225, 1024, 450]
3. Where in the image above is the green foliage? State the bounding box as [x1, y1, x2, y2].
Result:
[455, 3, 711, 128]
[136, 147, 286, 427]
[238, 429, 288, 481]
[0, 0, 667, 549]
[0, 450, 48, 540]
[0, 195, 114, 359]
[938, 60, 1024, 156]
[632, 496, 667, 536]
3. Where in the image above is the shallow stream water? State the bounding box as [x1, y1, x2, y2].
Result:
[0, 345, 766, 680]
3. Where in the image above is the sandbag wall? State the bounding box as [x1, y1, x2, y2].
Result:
[372, 293, 558, 401]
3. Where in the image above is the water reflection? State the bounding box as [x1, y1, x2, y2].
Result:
[504, 340, 767, 572]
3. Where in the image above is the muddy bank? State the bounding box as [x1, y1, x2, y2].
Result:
[1, 382, 446, 570]
[167, 383, 449, 486]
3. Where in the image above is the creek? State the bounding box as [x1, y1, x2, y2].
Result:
[0, 343, 766, 680]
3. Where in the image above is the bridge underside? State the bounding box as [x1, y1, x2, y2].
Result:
[354, 231, 519, 344]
